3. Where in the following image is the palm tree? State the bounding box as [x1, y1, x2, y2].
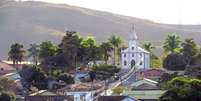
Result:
[109, 35, 122, 65]
[8, 43, 25, 70]
[142, 42, 155, 52]
[163, 34, 181, 54]
[142, 42, 158, 59]
[100, 42, 113, 64]
[181, 38, 198, 65]
[28, 44, 40, 66]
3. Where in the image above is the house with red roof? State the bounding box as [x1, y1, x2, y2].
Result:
[0, 60, 16, 76]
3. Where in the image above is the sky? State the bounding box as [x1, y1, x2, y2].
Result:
[20, 0, 201, 25]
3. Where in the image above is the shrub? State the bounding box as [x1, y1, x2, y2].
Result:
[163, 54, 187, 70]
[58, 74, 75, 84]
[0, 92, 16, 101]
[112, 86, 127, 95]
[92, 64, 120, 80]
[92, 64, 120, 74]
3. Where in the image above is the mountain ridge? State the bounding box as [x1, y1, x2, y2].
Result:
[0, 1, 201, 59]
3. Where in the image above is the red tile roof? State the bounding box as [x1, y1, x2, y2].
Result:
[0, 61, 16, 75]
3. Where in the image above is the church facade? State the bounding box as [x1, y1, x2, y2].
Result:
[121, 29, 150, 69]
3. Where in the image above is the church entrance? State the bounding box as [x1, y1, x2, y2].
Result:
[131, 60, 135, 68]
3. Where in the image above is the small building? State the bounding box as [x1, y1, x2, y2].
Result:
[123, 90, 166, 101]
[135, 69, 165, 80]
[97, 96, 138, 101]
[122, 78, 166, 101]
[121, 28, 150, 69]
[57, 83, 102, 101]
[25, 90, 73, 101]
[130, 78, 159, 90]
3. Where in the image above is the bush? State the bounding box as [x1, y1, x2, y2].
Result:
[163, 54, 187, 70]
[92, 64, 120, 74]
[92, 64, 120, 80]
[19, 65, 48, 90]
[151, 59, 162, 69]
[58, 74, 75, 84]
[185, 65, 201, 79]
[112, 86, 127, 95]
[0, 92, 16, 101]
[159, 77, 201, 101]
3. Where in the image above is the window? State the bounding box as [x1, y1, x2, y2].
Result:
[124, 54, 126, 57]
[140, 53, 143, 57]
[124, 61, 127, 66]
[132, 54, 134, 57]
[140, 61, 143, 65]
[132, 47, 134, 50]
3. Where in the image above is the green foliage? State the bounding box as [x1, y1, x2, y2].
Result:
[151, 59, 162, 69]
[39, 41, 59, 61]
[112, 86, 127, 95]
[81, 36, 97, 48]
[80, 36, 102, 65]
[92, 64, 120, 80]
[0, 77, 17, 92]
[100, 42, 113, 64]
[93, 64, 120, 74]
[28, 44, 40, 65]
[163, 53, 187, 70]
[58, 74, 75, 84]
[185, 65, 201, 79]
[8, 43, 25, 70]
[60, 31, 81, 67]
[163, 34, 181, 54]
[48, 68, 63, 78]
[181, 38, 199, 65]
[143, 42, 155, 52]
[0, 92, 16, 101]
[19, 65, 48, 90]
[159, 77, 201, 101]
[109, 35, 122, 65]
[158, 73, 178, 89]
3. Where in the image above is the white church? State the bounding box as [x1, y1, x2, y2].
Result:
[121, 28, 150, 69]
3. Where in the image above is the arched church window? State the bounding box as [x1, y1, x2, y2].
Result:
[124, 61, 127, 66]
[132, 54, 134, 57]
[124, 54, 126, 57]
[132, 47, 134, 50]
[140, 61, 143, 65]
[140, 53, 143, 57]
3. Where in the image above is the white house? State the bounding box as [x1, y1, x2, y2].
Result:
[121, 28, 150, 69]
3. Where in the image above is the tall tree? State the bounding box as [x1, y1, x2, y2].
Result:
[28, 44, 40, 65]
[100, 42, 113, 64]
[81, 36, 101, 65]
[143, 42, 155, 52]
[159, 77, 201, 101]
[8, 43, 25, 70]
[181, 38, 198, 66]
[39, 41, 58, 62]
[163, 34, 181, 54]
[142, 42, 158, 59]
[60, 31, 81, 68]
[108, 35, 122, 65]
